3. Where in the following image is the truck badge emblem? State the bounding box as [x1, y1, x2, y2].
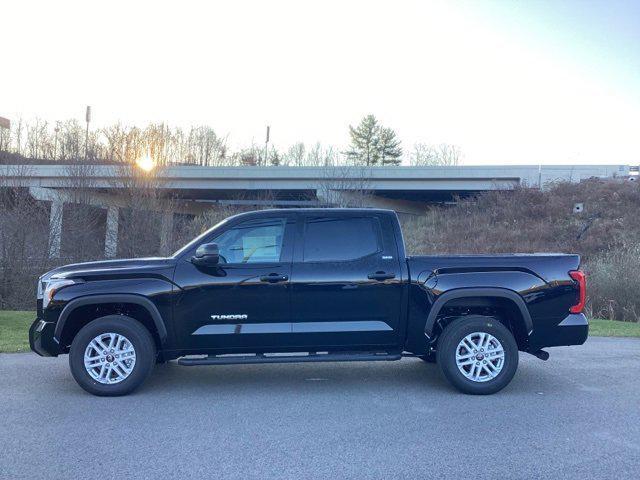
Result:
[211, 314, 248, 321]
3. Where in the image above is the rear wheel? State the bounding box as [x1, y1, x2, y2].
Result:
[436, 315, 518, 395]
[69, 315, 156, 396]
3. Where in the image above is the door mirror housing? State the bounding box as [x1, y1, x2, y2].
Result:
[192, 243, 220, 266]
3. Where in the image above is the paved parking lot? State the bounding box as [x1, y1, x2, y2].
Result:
[1, 337, 639, 479]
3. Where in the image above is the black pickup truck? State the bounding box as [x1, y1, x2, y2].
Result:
[30, 208, 588, 396]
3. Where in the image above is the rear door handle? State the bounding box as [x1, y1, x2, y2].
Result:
[260, 273, 289, 283]
[367, 271, 395, 281]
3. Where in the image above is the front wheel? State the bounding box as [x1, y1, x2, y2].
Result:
[69, 315, 156, 396]
[436, 315, 518, 395]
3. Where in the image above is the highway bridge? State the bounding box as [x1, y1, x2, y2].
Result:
[1, 163, 628, 204]
[0, 163, 630, 257]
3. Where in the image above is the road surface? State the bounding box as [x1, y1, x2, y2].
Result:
[1, 337, 639, 479]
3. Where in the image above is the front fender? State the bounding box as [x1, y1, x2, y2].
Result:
[53, 294, 168, 344]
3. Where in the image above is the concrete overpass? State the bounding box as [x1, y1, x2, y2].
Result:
[0, 163, 630, 258]
[1, 162, 628, 199]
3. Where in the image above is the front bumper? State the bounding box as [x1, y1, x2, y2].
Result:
[29, 318, 62, 357]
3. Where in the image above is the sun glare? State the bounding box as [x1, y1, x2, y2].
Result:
[135, 153, 155, 172]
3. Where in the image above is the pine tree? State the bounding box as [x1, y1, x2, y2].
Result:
[346, 114, 381, 166]
[345, 115, 402, 166]
[378, 127, 402, 165]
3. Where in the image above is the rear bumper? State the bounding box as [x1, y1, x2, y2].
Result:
[29, 318, 62, 357]
[549, 313, 589, 347]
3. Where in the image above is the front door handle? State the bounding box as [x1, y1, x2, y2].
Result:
[368, 271, 395, 281]
[260, 273, 289, 283]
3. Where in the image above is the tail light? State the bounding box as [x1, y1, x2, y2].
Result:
[569, 270, 586, 313]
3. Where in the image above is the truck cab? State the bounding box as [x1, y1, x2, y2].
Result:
[172, 209, 407, 355]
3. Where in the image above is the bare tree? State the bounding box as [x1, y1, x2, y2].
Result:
[57, 120, 84, 161]
[108, 163, 182, 258]
[186, 126, 227, 166]
[0, 165, 52, 309]
[307, 143, 338, 167]
[26, 119, 48, 160]
[284, 143, 306, 166]
[102, 123, 129, 163]
[315, 165, 374, 207]
[410, 143, 461, 166]
[59, 163, 106, 260]
[0, 123, 10, 154]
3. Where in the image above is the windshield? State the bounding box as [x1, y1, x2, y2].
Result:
[171, 217, 230, 258]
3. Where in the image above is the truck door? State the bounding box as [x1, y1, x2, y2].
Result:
[172, 215, 294, 352]
[288, 212, 405, 350]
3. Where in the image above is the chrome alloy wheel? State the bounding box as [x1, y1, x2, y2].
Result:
[455, 332, 505, 382]
[84, 333, 137, 384]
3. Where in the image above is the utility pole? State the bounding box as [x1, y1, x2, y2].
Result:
[264, 125, 270, 166]
[85, 106, 91, 161]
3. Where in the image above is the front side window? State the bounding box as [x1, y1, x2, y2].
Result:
[303, 216, 381, 262]
[213, 218, 286, 264]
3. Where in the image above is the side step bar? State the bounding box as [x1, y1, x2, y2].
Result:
[177, 351, 401, 366]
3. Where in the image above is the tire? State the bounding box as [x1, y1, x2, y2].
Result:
[436, 315, 518, 395]
[69, 315, 156, 396]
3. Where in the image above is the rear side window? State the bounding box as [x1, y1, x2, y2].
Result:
[303, 217, 381, 262]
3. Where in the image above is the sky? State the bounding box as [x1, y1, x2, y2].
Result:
[1, 0, 639, 165]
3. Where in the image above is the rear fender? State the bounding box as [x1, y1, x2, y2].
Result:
[424, 288, 533, 339]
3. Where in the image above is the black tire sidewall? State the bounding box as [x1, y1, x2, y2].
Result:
[69, 315, 155, 396]
[437, 316, 518, 395]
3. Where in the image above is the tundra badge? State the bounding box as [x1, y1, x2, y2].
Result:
[211, 314, 248, 321]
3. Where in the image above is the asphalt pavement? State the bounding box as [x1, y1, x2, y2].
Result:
[1, 337, 639, 479]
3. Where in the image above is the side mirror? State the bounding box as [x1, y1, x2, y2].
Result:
[192, 243, 220, 266]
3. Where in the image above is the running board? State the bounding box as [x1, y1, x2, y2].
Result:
[177, 351, 401, 366]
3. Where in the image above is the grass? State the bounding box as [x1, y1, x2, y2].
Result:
[0, 311, 639, 353]
[0, 310, 34, 353]
[588, 319, 640, 338]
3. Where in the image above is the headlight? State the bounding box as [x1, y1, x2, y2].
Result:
[42, 279, 78, 309]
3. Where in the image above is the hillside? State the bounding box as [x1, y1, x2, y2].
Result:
[402, 178, 640, 321]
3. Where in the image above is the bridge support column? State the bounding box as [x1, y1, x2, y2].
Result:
[48, 200, 63, 258]
[105, 206, 119, 258]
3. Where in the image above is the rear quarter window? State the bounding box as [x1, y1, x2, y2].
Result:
[303, 216, 381, 262]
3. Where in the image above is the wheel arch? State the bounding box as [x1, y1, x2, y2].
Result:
[425, 288, 532, 346]
[54, 294, 168, 348]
